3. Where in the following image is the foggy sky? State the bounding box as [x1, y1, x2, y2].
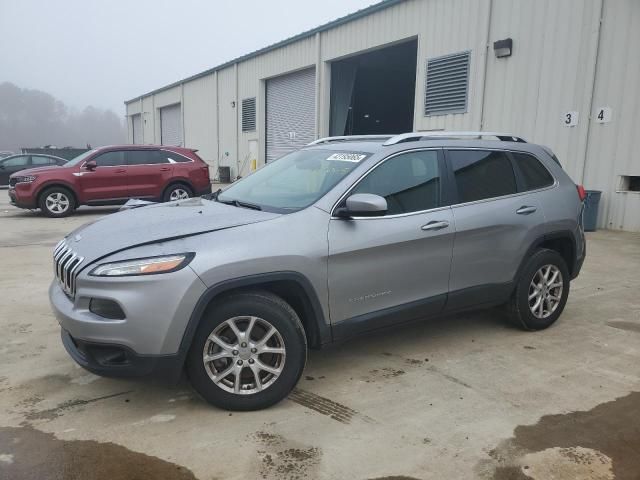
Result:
[0, 0, 375, 116]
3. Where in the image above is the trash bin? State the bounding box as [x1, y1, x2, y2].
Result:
[583, 190, 602, 232]
[218, 166, 231, 184]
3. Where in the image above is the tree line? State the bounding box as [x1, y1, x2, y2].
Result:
[0, 82, 125, 153]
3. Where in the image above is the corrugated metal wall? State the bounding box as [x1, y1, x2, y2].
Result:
[582, 0, 640, 231]
[125, 0, 639, 231]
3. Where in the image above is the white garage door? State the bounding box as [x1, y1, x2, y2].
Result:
[132, 114, 142, 144]
[160, 104, 182, 146]
[266, 68, 316, 163]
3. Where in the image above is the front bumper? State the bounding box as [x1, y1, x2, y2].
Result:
[49, 265, 207, 379]
[60, 328, 183, 380]
[8, 187, 36, 209]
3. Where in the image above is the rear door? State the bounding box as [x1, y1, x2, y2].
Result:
[79, 150, 128, 201]
[126, 150, 174, 199]
[328, 149, 454, 335]
[1, 155, 30, 185]
[445, 149, 547, 310]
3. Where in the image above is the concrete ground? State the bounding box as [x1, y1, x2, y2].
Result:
[0, 194, 638, 480]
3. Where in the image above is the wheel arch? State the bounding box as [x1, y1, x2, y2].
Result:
[516, 231, 578, 282]
[36, 181, 80, 207]
[162, 178, 195, 198]
[178, 272, 331, 364]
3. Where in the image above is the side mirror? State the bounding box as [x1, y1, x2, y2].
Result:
[336, 193, 387, 218]
[85, 160, 97, 171]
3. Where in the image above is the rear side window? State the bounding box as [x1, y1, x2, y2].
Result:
[351, 150, 440, 215]
[512, 152, 554, 191]
[449, 150, 517, 203]
[165, 151, 192, 163]
[31, 156, 55, 165]
[126, 150, 169, 165]
[95, 151, 125, 167]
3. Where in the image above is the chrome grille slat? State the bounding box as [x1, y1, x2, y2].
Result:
[52, 241, 84, 298]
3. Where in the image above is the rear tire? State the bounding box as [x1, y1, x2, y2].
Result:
[507, 249, 570, 330]
[186, 291, 307, 411]
[39, 186, 76, 217]
[163, 183, 192, 202]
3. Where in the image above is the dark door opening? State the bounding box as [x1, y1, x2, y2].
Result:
[329, 39, 417, 136]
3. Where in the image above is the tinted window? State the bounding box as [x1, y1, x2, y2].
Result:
[31, 156, 55, 165]
[449, 150, 517, 203]
[166, 151, 191, 163]
[126, 150, 169, 165]
[351, 150, 440, 215]
[512, 152, 554, 191]
[2, 156, 29, 167]
[95, 151, 125, 167]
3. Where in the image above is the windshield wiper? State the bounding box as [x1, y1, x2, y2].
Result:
[202, 188, 222, 201]
[217, 198, 262, 211]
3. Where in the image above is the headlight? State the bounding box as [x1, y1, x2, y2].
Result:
[89, 253, 194, 277]
[13, 175, 37, 184]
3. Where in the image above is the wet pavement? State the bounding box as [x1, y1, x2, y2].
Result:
[1, 196, 639, 479]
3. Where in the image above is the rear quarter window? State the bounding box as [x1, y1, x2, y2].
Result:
[512, 152, 554, 191]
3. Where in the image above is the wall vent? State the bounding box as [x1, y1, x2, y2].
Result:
[425, 51, 470, 116]
[242, 97, 257, 132]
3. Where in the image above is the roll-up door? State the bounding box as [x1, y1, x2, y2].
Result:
[160, 104, 182, 146]
[266, 68, 315, 163]
[132, 114, 142, 144]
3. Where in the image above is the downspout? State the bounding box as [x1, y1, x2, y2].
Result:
[180, 82, 185, 147]
[478, 0, 493, 130]
[139, 97, 143, 144]
[580, 0, 605, 185]
[315, 31, 322, 139]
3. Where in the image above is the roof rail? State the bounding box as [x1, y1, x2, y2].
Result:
[308, 135, 393, 146]
[383, 131, 527, 146]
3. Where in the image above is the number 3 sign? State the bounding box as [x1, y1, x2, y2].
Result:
[563, 111, 579, 127]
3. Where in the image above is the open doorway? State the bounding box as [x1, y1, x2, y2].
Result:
[329, 39, 417, 136]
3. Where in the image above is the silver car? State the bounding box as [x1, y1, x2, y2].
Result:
[50, 132, 586, 410]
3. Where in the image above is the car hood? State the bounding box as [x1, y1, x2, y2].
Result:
[9, 165, 64, 177]
[64, 197, 280, 264]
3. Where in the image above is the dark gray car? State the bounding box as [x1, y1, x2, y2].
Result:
[49, 132, 586, 410]
[0, 154, 66, 186]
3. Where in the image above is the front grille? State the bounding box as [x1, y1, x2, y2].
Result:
[53, 240, 85, 298]
[9, 178, 18, 187]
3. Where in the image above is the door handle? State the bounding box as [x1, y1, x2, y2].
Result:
[421, 220, 450, 231]
[516, 206, 537, 215]
[160, 167, 170, 171]
[115, 169, 126, 174]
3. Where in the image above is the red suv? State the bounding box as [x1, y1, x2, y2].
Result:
[8, 145, 211, 217]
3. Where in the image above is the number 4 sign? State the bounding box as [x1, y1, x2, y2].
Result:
[595, 107, 612, 124]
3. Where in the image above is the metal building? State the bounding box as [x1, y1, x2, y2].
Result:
[125, 0, 640, 231]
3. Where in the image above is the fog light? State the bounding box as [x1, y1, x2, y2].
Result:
[89, 298, 125, 320]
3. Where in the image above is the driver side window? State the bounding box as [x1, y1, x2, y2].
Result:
[350, 150, 441, 215]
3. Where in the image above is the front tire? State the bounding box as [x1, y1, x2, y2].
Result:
[39, 186, 76, 217]
[507, 249, 570, 330]
[186, 291, 307, 411]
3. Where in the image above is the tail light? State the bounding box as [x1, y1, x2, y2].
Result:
[576, 184, 587, 202]
[201, 165, 211, 180]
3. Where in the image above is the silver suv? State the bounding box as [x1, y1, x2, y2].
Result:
[50, 132, 586, 410]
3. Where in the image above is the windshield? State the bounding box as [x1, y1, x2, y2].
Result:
[64, 149, 98, 167]
[218, 149, 369, 212]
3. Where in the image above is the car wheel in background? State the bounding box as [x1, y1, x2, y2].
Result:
[39, 187, 76, 218]
[507, 248, 570, 331]
[163, 183, 193, 202]
[186, 291, 307, 411]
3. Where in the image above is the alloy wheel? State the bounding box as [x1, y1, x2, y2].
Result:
[528, 264, 563, 319]
[169, 188, 190, 201]
[45, 192, 70, 214]
[202, 316, 286, 395]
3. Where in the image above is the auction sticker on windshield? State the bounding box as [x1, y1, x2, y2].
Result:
[326, 153, 367, 162]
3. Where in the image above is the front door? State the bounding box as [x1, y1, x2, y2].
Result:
[79, 150, 128, 201]
[328, 149, 454, 338]
[445, 148, 547, 310]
